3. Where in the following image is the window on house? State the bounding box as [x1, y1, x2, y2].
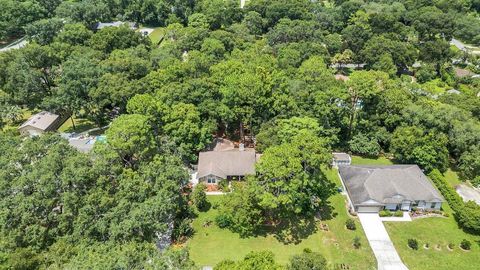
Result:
[207, 176, 216, 184]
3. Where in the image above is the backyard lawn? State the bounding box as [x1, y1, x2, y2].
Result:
[385, 202, 480, 270]
[187, 169, 376, 269]
[351, 155, 394, 165]
[149, 27, 166, 45]
[58, 117, 96, 133]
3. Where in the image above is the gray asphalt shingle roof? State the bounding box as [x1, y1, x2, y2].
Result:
[197, 149, 257, 179]
[339, 165, 443, 206]
[19, 111, 59, 131]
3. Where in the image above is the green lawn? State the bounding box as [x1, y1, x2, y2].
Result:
[58, 117, 96, 133]
[385, 202, 480, 270]
[187, 169, 376, 269]
[149, 27, 166, 45]
[350, 155, 480, 269]
[351, 155, 394, 165]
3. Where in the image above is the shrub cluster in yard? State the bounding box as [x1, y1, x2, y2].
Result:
[379, 210, 392, 217]
[460, 239, 472, 250]
[408, 238, 419, 250]
[192, 183, 208, 211]
[345, 219, 356, 230]
[353, 236, 361, 249]
[429, 170, 480, 233]
[379, 210, 404, 217]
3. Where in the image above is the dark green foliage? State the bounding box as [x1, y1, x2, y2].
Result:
[287, 249, 327, 270]
[24, 18, 64, 45]
[173, 219, 194, 242]
[416, 64, 437, 83]
[460, 239, 471, 250]
[348, 133, 381, 157]
[429, 170, 480, 233]
[379, 210, 393, 217]
[0, 133, 191, 268]
[215, 182, 264, 236]
[215, 250, 281, 270]
[353, 236, 361, 249]
[345, 219, 356, 230]
[408, 238, 419, 250]
[192, 183, 208, 211]
[218, 179, 230, 192]
[391, 126, 449, 172]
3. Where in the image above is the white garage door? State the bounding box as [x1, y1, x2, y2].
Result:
[357, 206, 381, 213]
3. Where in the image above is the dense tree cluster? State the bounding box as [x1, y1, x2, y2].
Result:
[0, 132, 193, 268]
[1, 0, 480, 267]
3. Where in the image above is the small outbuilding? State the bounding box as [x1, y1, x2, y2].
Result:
[338, 165, 444, 213]
[18, 111, 65, 136]
[332, 152, 351, 167]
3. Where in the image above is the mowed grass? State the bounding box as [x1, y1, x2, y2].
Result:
[351, 155, 394, 165]
[58, 117, 96, 133]
[385, 202, 480, 270]
[187, 169, 376, 269]
[149, 27, 166, 45]
[350, 155, 480, 269]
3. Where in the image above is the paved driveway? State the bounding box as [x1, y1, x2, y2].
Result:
[358, 213, 409, 270]
[456, 184, 480, 205]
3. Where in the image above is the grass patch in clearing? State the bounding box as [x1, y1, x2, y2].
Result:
[444, 169, 462, 187]
[187, 169, 376, 269]
[351, 155, 394, 165]
[385, 202, 480, 270]
[58, 117, 96, 133]
[149, 27, 166, 45]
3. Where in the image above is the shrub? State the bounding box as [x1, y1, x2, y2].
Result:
[172, 219, 194, 242]
[353, 236, 361, 249]
[460, 239, 471, 250]
[448, 243, 455, 250]
[429, 170, 480, 233]
[348, 133, 381, 157]
[394, 211, 404, 217]
[287, 249, 327, 270]
[379, 210, 392, 217]
[192, 183, 207, 211]
[218, 179, 230, 192]
[215, 214, 232, 228]
[345, 219, 356, 230]
[408, 239, 418, 250]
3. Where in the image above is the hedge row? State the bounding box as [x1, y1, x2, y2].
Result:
[429, 170, 480, 234]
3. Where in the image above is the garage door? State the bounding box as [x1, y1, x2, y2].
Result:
[357, 206, 381, 213]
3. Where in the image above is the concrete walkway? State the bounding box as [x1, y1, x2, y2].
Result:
[358, 213, 409, 270]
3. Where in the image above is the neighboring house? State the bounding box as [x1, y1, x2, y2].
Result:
[196, 139, 258, 185]
[338, 165, 443, 213]
[94, 21, 137, 31]
[18, 111, 65, 136]
[332, 152, 351, 167]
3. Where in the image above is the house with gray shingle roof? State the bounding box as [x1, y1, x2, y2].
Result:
[18, 111, 64, 136]
[196, 139, 258, 185]
[338, 165, 443, 213]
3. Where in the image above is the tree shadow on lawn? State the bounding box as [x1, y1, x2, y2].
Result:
[252, 202, 336, 245]
[269, 216, 318, 245]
